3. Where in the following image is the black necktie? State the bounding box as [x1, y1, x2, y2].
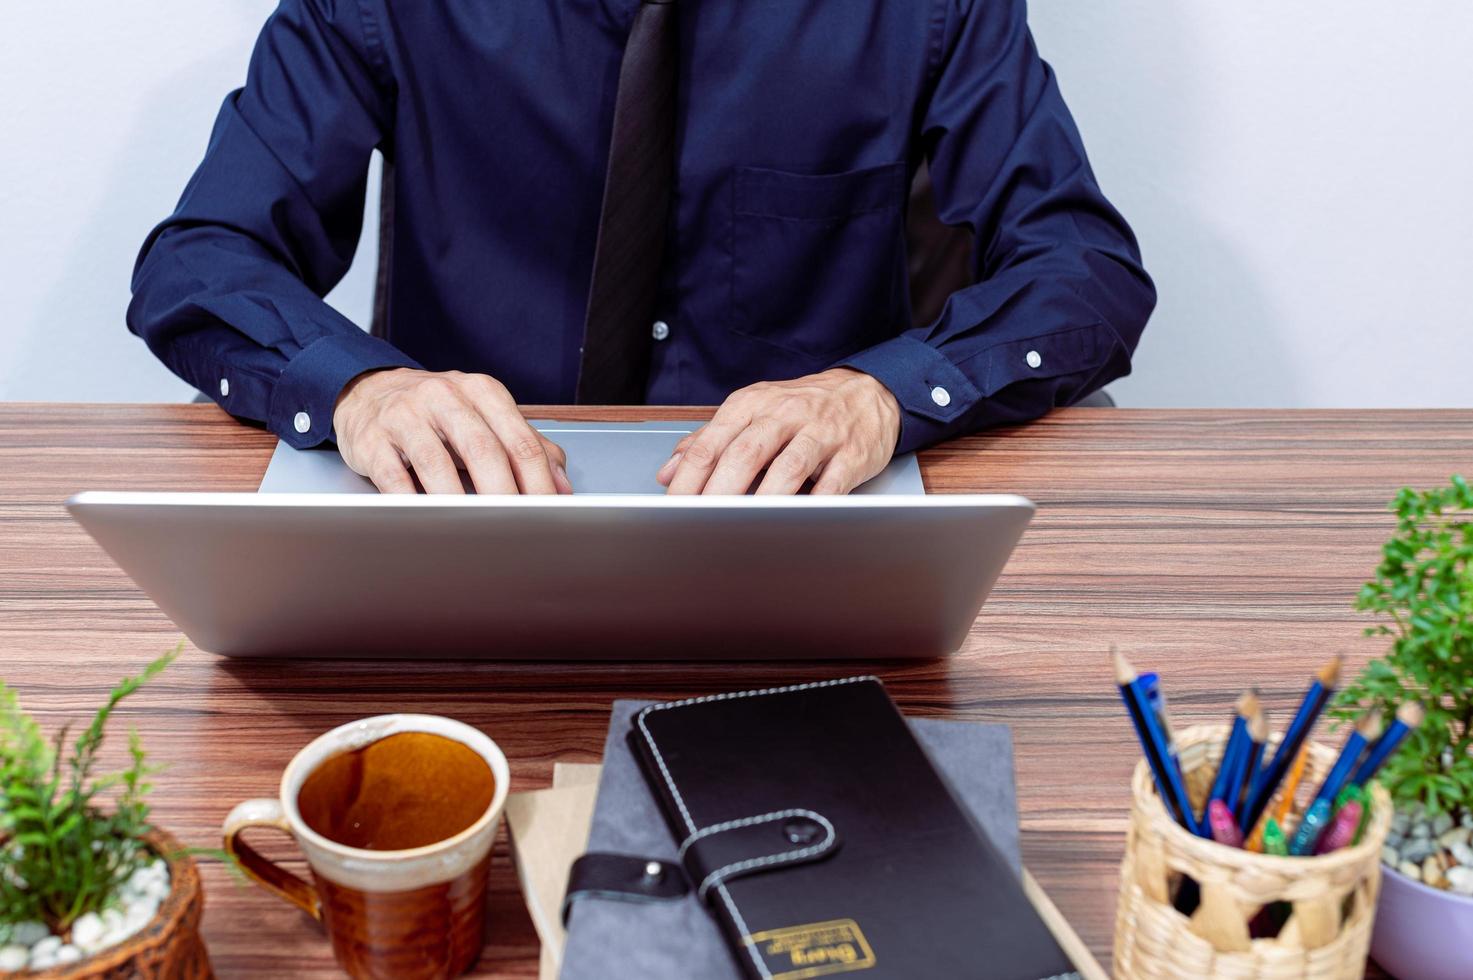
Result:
[576, 0, 678, 404]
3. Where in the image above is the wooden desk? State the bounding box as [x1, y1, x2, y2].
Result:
[2, 404, 1468, 976]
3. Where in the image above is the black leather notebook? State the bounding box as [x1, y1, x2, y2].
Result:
[627, 676, 1076, 980]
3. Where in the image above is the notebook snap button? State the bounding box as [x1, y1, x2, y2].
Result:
[782, 817, 822, 846]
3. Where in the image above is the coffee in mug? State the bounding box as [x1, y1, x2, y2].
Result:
[223, 715, 509, 979]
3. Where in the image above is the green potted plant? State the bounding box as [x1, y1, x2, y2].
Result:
[0, 648, 212, 977]
[1333, 476, 1473, 980]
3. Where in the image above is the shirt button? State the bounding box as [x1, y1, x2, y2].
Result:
[651, 320, 670, 341]
[293, 412, 311, 434]
[1026, 350, 1043, 369]
[930, 386, 951, 408]
[218, 378, 230, 397]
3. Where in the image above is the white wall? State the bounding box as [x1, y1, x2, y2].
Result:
[0, 0, 379, 403]
[1029, 3, 1473, 408]
[2, 2, 1469, 408]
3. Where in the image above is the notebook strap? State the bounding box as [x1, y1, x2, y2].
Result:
[561, 853, 690, 926]
[678, 809, 840, 903]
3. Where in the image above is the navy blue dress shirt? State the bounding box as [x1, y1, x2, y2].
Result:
[129, 0, 1155, 454]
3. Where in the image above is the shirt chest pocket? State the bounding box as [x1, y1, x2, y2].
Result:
[730, 163, 908, 362]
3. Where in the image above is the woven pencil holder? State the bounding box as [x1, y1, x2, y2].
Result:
[1113, 724, 1392, 979]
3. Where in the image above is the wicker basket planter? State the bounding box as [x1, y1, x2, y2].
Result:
[1113, 725, 1392, 979]
[11, 826, 212, 979]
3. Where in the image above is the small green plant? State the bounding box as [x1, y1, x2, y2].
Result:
[1334, 476, 1473, 817]
[0, 647, 177, 940]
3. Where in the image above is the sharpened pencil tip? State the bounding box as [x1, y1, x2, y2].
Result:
[1248, 704, 1269, 743]
[1317, 653, 1344, 687]
[1112, 647, 1137, 685]
[1356, 708, 1384, 740]
[1397, 701, 1425, 727]
[1236, 689, 1260, 718]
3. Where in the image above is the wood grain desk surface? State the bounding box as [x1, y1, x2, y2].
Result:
[3, 403, 1468, 977]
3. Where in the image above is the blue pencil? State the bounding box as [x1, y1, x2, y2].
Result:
[1114, 649, 1204, 836]
[1206, 690, 1257, 822]
[1234, 703, 1268, 826]
[1351, 701, 1425, 787]
[1309, 710, 1381, 811]
[1140, 672, 1181, 768]
[1240, 654, 1343, 837]
[1288, 711, 1382, 855]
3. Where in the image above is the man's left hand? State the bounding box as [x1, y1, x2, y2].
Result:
[657, 368, 902, 495]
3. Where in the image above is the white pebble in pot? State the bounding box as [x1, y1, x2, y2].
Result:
[70, 912, 105, 953]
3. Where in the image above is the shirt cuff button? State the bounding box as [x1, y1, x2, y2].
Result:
[651, 320, 670, 341]
[293, 411, 312, 434]
[930, 386, 951, 408]
[1026, 350, 1043, 369]
[218, 378, 230, 397]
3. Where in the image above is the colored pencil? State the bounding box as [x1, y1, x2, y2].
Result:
[1309, 709, 1381, 810]
[1140, 672, 1181, 766]
[1113, 649, 1203, 836]
[1262, 818, 1288, 856]
[1351, 701, 1426, 787]
[1247, 741, 1309, 851]
[1240, 654, 1343, 836]
[1207, 690, 1256, 819]
[1315, 798, 1364, 854]
[1332, 782, 1365, 817]
[1207, 799, 1244, 847]
[1289, 798, 1333, 855]
[1235, 701, 1268, 824]
[1269, 742, 1310, 826]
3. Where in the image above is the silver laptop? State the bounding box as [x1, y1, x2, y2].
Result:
[66, 424, 1034, 660]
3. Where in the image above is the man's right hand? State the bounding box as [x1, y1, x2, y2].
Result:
[332, 368, 572, 495]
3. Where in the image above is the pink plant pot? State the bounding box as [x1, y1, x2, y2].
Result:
[1370, 862, 1473, 980]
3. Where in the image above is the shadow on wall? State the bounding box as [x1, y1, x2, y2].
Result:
[1033, 5, 1298, 408]
[13, 47, 380, 405]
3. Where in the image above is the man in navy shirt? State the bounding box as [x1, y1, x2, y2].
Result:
[130, 0, 1154, 495]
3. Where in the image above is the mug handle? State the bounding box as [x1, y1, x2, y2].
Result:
[223, 799, 321, 921]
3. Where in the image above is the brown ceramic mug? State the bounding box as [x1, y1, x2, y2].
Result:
[222, 715, 509, 979]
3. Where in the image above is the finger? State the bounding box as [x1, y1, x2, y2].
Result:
[485, 415, 558, 495]
[810, 451, 867, 496]
[396, 425, 465, 495]
[702, 419, 795, 495]
[656, 431, 699, 486]
[541, 437, 567, 468]
[360, 441, 417, 495]
[458, 379, 559, 495]
[754, 431, 829, 495]
[542, 437, 574, 494]
[435, 404, 518, 495]
[665, 417, 751, 495]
